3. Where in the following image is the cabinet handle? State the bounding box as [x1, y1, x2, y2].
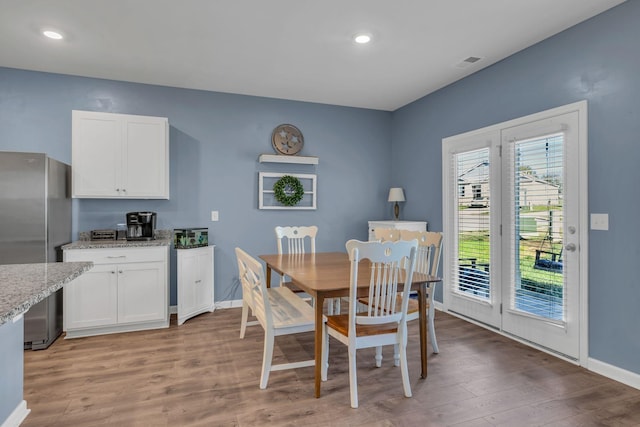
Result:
[111, 271, 116, 274]
[107, 256, 126, 259]
[195, 280, 202, 283]
[119, 270, 123, 274]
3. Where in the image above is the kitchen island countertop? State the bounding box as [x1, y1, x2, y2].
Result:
[0, 262, 93, 326]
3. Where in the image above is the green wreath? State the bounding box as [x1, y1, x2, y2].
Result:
[273, 175, 304, 206]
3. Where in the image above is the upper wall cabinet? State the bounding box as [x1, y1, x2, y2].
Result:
[72, 110, 170, 199]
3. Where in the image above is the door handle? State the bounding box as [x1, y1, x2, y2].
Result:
[565, 243, 577, 252]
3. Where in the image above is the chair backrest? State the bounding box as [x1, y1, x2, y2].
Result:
[275, 226, 318, 254]
[374, 227, 400, 242]
[399, 230, 443, 276]
[235, 247, 272, 329]
[345, 239, 418, 330]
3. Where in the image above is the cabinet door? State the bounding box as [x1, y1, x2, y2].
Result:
[117, 261, 167, 324]
[177, 247, 214, 325]
[64, 264, 118, 329]
[72, 111, 121, 197]
[193, 248, 214, 312]
[122, 116, 169, 199]
[178, 251, 199, 320]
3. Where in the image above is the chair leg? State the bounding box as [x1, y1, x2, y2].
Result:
[240, 301, 249, 338]
[321, 323, 328, 381]
[375, 346, 383, 368]
[399, 328, 412, 398]
[393, 344, 400, 367]
[428, 306, 439, 353]
[348, 347, 358, 409]
[260, 330, 275, 389]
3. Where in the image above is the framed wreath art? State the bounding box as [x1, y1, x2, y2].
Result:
[258, 172, 317, 210]
[273, 175, 304, 206]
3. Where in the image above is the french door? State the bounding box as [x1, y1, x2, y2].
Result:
[443, 101, 587, 361]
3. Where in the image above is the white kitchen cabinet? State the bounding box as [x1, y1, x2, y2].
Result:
[177, 246, 214, 325]
[368, 220, 428, 241]
[64, 264, 118, 330]
[72, 110, 169, 199]
[63, 246, 169, 338]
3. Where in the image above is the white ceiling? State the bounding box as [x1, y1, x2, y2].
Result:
[0, 0, 626, 111]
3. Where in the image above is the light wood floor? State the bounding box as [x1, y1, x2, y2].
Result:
[22, 308, 640, 426]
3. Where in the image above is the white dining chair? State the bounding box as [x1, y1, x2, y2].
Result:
[235, 247, 325, 389]
[240, 225, 318, 337]
[373, 227, 401, 242]
[399, 230, 443, 353]
[322, 239, 417, 408]
[275, 225, 341, 315]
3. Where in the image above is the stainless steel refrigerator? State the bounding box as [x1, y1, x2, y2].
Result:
[0, 151, 71, 349]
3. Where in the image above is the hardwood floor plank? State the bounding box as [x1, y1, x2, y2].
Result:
[21, 309, 640, 426]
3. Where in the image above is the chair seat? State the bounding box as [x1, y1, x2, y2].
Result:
[326, 313, 398, 337]
[268, 287, 315, 330]
[358, 297, 426, 320]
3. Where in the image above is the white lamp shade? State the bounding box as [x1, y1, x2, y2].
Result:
[388, 187, 405, 202]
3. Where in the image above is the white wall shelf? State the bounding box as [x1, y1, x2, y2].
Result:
[259, 172, 317, 210]
[259, 154, 319, 165]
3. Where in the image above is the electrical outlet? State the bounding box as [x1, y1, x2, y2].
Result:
[590, 213, 608, 230]
[211, 210, 219, 222]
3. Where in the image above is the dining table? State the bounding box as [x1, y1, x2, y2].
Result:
[259, 251, 442, 398]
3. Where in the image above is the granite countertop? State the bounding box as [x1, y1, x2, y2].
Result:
[61, 238, 172, 250]
[0, 262, 93, 327]
[61, 229, 173, 250]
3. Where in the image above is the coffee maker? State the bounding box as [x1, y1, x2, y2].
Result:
[126, 212, 156, 241]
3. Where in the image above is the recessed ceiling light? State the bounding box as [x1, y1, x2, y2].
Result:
[354, 34, 371, 44]
[43, 30, 63, 40]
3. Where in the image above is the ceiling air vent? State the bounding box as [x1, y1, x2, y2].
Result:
[455, 56, 483, 69]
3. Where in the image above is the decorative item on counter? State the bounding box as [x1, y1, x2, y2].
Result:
[273, 175, 304, 206]
[174, 228, 208, 249]
[90, 229, 117, 241]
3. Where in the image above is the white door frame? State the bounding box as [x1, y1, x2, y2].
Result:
[442, 100, 589, 366]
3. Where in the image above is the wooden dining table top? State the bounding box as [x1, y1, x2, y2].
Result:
[259, 251, 439, 296]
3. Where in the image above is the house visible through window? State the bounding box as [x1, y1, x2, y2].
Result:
[472, 184, 482, 200]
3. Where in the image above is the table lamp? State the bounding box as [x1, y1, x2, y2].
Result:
[388, 187, 405, 220]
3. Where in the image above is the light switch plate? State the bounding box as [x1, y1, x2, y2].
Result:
[590, 213, 608, 230]
[211, 210, 219, 222]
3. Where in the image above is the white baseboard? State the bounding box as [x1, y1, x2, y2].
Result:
[588, 357, 640, 390]
[214, 299, 243, 309]
[169, 300, 243, 316]
[1, 400, 30, 427]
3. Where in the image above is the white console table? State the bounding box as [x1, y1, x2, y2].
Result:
[368, 220, 428, 241]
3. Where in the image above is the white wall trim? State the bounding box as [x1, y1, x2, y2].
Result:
[588, 357, 640, 390]
[170, 299, 244, 316]
[1, 400, 29, 427]
[214, 299, 243, 309]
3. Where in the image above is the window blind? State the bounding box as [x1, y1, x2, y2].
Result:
[453, 148, 491, 300]
[506, 133, 565, 321]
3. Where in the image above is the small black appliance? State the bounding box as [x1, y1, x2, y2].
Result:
[126, 211, 156, 241]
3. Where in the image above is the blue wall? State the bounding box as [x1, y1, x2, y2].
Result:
[0, 318, 24, 423]
[392, 1, 640, 375]
[0, 68, 392, 306]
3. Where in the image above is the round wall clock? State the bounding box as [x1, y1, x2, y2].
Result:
[271, 124, 304, 155]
